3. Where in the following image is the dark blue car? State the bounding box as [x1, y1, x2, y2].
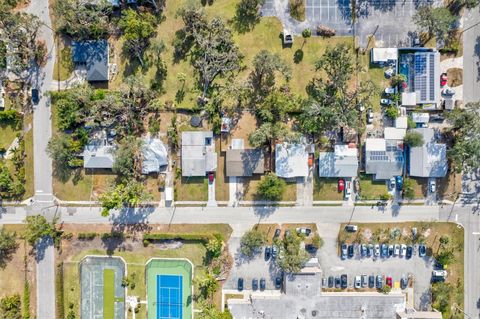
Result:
[396, 176, 403, 191]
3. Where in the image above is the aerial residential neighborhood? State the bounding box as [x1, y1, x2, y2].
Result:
[0, 0, 479, 318]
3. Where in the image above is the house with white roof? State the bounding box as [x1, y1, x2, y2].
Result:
[181, 131, 217, 177]
[318, 144, 358, 178]
[141, 137, 168, 174]
[409, 128, 447, 178]
[275, 143, 309, 178]
[83, 138, 115, 169]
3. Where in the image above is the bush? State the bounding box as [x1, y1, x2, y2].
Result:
[289, 0, 305, 21]
[101, 232, 124, 240]
[381, 285, 391, 294]
[77, 233, 97, 240]
[257, 173, 286, 201]
[311, 233, 324, 249]
[385, 106, 398, 119]
[240, 230, 266, 257]
[23, 281, 30, 319]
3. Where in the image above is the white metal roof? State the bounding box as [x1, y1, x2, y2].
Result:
[371, 48, 398, 62]
[365, 138, 386, 151]
[384, 127, 406, 140]
[395, 116, 408, 129]
[275, 143, 309, 178]
[402, 92, 417, 106]
[412, 112, 430, 123]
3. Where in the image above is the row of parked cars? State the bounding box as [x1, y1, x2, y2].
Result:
[237, 277, 282, 291]
[324, 274, 409, 290]
[341, 243, 427, 259]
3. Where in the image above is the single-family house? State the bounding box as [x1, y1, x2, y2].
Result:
[181, 131, 217, 177]
[72, 40, 109, 83]
[384, 127, 407, 140]
[83, 138, 115, 169]
[275, 143, 309, 178]
[141, 137, 168, 174]
[412, 112, 430, 126]
[395, 116, 408, 129]
[409, 128, 447, 178]
[365, 138, 404, 180]
[318, 144, 358, 178]
[226, 149, 265, 177]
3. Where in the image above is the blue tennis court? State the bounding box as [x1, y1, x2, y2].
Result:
[157, 275, 183, 319]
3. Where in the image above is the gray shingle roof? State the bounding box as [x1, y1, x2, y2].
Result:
[181, 131, 216, 177]
[72, 40, 109, 82]
[226, 149, 264, 177]
[318, 148, 358, 178]
[409, 128, 447, 178]
[83, 139, 115, 169]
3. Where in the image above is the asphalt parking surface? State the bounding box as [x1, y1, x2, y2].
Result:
[306, 0, 353, 35]
[316, 223, 435, 310]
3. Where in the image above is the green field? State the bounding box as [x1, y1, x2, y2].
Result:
[146, 259, 193, 319]
[103, 269, 115, 319]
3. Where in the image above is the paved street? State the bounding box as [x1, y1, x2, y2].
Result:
[35, 237, 55, 319]
[463, 6, 480, 104]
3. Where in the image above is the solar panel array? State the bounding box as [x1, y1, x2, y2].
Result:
[369, 150, 388, 161]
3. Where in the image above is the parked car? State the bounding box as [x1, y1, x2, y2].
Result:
[272, 245, 278, 259]
[360, 244, 367, 257]
[345, 181, 352, 198]
[354, 276, 362, 289]
[419, 244, 427, 257]
[400, 244, 407, 257]
[322, 277, 327, 287]
[367, 244, 374, 257]
[238, 278, 244, 291]
[380, 98, 392, 105]
[429, 180, 436, 193]
[341, 274, 348, 289]
[440, 73, 447, 86]
[385, 87, 395, 94]
[275, 276, 282, 289]
[284, 230, 291, 238]
[307, 153, 314, 167]
[328, 276, 334, 288]
[208, 172, 214, 183]
[400, 275, 408, 289]
[376, 275, 383, 289]
[374, 244, 380, 257]
[265, 246, 271, 260]
[396, 176, 403, 191]
[252, 278, 258, 291]
[348, 244, 355, 258]
[335, 276, 341, 288]
[384, 68, 394, 78]
[362, 274, 368, 288]
[338, 179, 345, 192]
[354, 178, 360, 193]
[406, 245, 413, 259]
[260, 278, 266, 290]
[31, 88, 39, 105]
[442, 87, 455, 96]
[345, 224, 358, 232]
[369, 275, 375, 288]
[386, 276, 393, 287]
[432, 270, 447, 282]
[388, 245, 394, 257]
[381, 244, 388, 257]
[274, 228, 281, 238]
[394, 244, 400, 256]
[296, 227, 312, 236]
[341, 243, 348, 259]
[389, 178, 396, 190]
[283, 29, 293, 44]
[367, 108, 374, 124]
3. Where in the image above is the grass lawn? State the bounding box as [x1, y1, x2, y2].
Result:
[253, 223, 318, 245]
[174, 176, 208, 201]
[313, 175, 343, 200]
[103, 269, 115, 319]
[53, 41, 74, 81]
[23, 114, 34, 199]
[242, 175, 297, 201]
[110, 0, 354, 109]
[215, 150, 229, 202]
[53, 169, 117, 201]
[358, 48, 388, 113]
[359, 174, 387, 200]
[409, 177, 426, 199]
[0, 121, 20, 150]
[437, 171, 462, 201]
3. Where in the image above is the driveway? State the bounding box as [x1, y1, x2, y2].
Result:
[36, 237, 56, 319]
[315, 223, 434, 310]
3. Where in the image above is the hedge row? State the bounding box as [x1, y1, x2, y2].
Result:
[143, 233, 220, 243]
[77, 233, 97, 240]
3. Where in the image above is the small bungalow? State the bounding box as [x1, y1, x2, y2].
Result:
[365, 138, 404, 180]
[370, 48, 398, 64]
[318, 144, 358, 178]
[411, 112, 430, 127]
[83, 138, 115, 169]
[141, 137, 168, 175]
[181, 131, 217, 177]
[72, 40, 109, 83]
[226, 149, 264, 177]
[275, 143, 309, 178]
[409, 128, 447, 178]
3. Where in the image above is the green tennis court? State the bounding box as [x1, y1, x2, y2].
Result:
[146, 259, 193, 319]
[103, 269, 115, 319]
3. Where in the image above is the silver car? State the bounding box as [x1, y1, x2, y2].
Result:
[394, 244, 400, 256]
[374, 244, 380, 257]
[354, 276, 361, 289]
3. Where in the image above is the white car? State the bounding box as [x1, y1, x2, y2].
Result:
[442, 88, 455, 96]
[355, 276, 361, 289]
[400, 244, 407, 257]
[389, 178, 396, 190]
[380, 98, 392, 105]
[429, 180, 436, 193]
[384, 87, 395, 94]
[374, 244, 380, 257]
[283, 29, 293, 44]
[394, 244, 400, 256]
[345, 181, 352, 199]
[432, 270, 448, 278]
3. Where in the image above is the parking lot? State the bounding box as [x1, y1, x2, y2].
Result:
[316, 223, 435, 310]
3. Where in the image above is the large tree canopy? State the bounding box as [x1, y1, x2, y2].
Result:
[413, 6, 456, 40]
[298, 43, 375, 135]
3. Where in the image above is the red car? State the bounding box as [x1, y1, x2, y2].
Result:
[338, 179, 345, 192]
[386, 277, 393, 287]
[440, 73, 447, 87]
[308, 153, 314, 167]
[208, 172, 214, 183]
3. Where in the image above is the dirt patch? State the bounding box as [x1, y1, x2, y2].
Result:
[153, 240, 184, 250]
[423, 228, 431, 238]
[447, 68, 463, 87]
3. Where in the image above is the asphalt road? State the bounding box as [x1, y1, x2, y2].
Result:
[23, 0, 56, 317]
[463, 6, 480, 104]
